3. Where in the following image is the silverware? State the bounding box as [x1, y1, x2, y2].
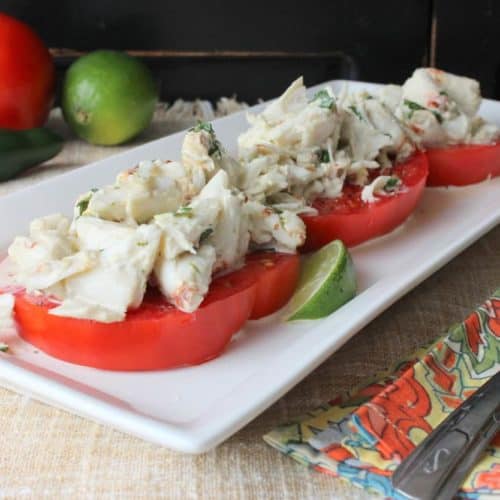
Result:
[392, 371, 500, 500]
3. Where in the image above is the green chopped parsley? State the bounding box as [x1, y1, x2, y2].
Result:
[348, 105, 364, 121]
[190, 121, 215, 134]
[318, 149, 330, 163]
[311, 89, 336, 110]
[76, 195, 92, 216]
[0, 343, 8, 353]
[137, 241, 148, 247]
[190, 120, 223, 158]
[174, 206, 194, 218]
[404, 99, 443, 123]
[384, 176, 401, 192]
[199, 227, 213, 244]
[404, 99, 426, 112]
[208, 140, 222, 158]
[432, 111, 443, 123]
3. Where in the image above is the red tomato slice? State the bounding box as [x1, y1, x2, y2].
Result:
[426, 143, 500, 186]
[13, 267, 257, 371]
[301, 151, 429, 250]
[245, 252, 300, 319]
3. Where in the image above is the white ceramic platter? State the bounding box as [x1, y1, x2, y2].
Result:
[0, 81, 498, 453]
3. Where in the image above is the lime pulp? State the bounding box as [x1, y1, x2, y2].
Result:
[287, 240, 357, 321]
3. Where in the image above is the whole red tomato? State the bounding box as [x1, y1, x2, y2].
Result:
[0, 13, 55, 129]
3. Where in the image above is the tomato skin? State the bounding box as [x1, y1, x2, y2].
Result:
[426, 143, 500, 186]
[11, 253, 301, 369]
[301, 152, 429, 250]
[14, 268, 257, 371]
[0, 14, 55, 129]
[245, 252, 300, 319]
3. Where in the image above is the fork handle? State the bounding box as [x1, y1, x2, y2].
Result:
[434, 409, 500, 500]
[391, 372, 500, 500]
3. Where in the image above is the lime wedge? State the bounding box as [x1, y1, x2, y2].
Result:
[287, 240, 357, 321]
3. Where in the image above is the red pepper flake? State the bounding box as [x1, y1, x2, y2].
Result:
[410, 124, 423, 135]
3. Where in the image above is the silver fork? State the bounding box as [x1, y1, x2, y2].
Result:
[391, 371, 500, 500]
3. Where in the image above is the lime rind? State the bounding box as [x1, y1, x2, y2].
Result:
[62, 50, 158, 146]
[287, 240, 357, 321]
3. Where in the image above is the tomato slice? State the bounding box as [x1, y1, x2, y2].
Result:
[426, 143, 500, 186]
[13, 267, 257, 371]
[301, 151, 429, 250]
[245, 252, 300, 319]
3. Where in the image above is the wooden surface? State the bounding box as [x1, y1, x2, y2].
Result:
[0, 110, 498, 499]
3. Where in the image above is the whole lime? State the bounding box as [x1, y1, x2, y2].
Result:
[62, 50, 158, 145]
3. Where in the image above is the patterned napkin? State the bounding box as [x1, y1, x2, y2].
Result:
[264, 289, 500, 499]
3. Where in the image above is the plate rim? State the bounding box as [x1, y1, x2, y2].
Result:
[0, 79, 499, 453]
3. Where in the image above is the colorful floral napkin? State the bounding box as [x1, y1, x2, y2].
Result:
[264, 289, 500, 499]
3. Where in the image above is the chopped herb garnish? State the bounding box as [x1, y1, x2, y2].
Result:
[189, 121, 215, 134]
[0, 343, 8, 353]
[311, 89, 336, 110]
[137, 241, 148, 247]
[271, 206, 283, 214]
[190, 120, 222, 158]
[190, 263, 201, 274]
[432, 111, 443, 123]
[348, 105, 364, 121]
[439, 90, 448, 96]
[208, 140, 222, 158]
[199, 228, 213, 244]
[318, 149, 330, 163]
[404, 99, 426, 112]
[404, 99, 443, 123]
[174, 206, 193, 218]
[384, 177, 400, 192]
[76, 195, 92, 216]
[76, 189, 98, 215]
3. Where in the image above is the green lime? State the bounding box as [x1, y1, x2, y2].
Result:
[287, 240, 357, 321]
[62, 50, 158, 146]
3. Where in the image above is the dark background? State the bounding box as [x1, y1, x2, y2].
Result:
[0, 0, 497, 102]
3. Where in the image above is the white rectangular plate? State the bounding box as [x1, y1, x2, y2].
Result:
[0, 81, 499, 453]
